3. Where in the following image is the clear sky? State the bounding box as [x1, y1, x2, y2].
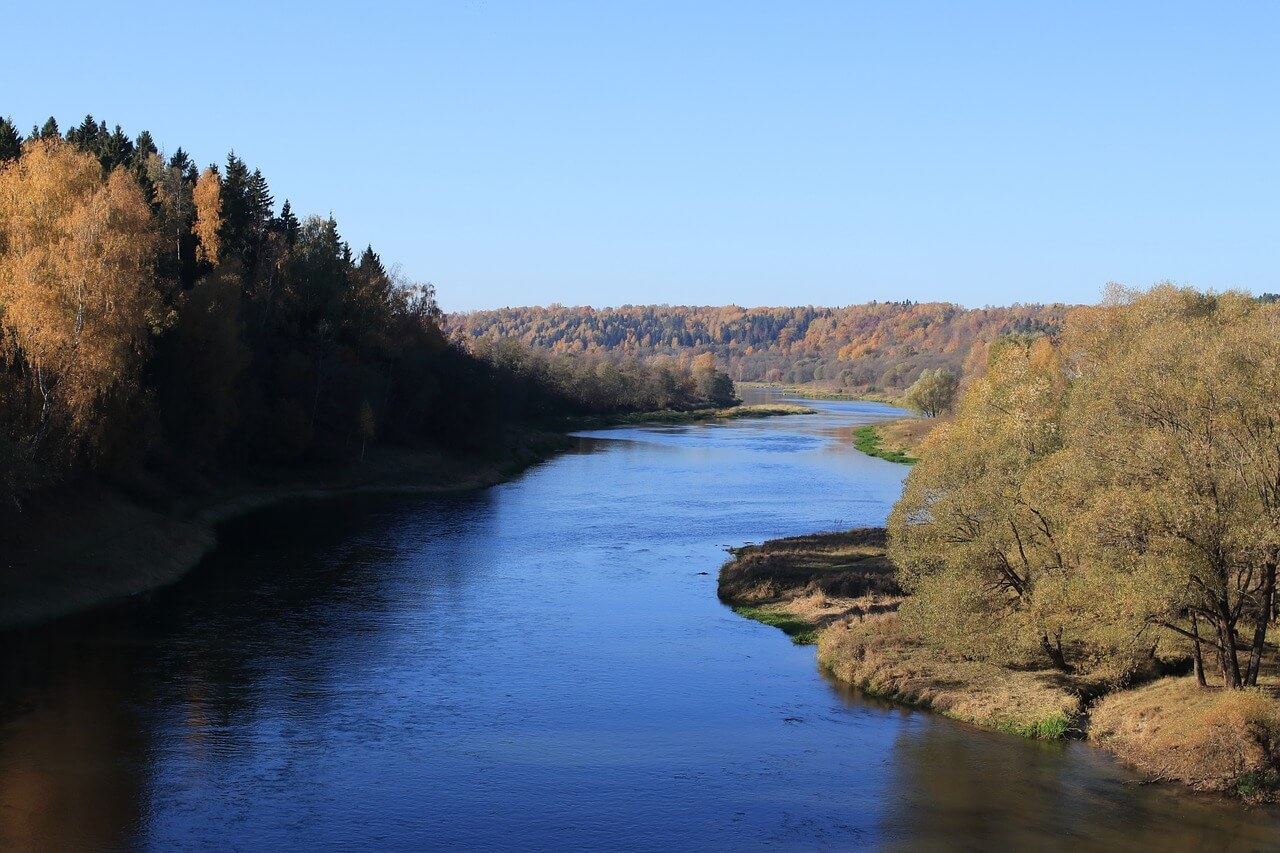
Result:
[4, 1, 1277, 311]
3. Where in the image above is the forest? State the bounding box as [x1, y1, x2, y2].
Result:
[0, 115, 734, 525]
[448, 301, 1070, 390]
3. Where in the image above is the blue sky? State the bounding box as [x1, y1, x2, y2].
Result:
[5, 1, 1277, 311]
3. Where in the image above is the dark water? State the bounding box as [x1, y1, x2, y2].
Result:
[2, 394, 1279, 852]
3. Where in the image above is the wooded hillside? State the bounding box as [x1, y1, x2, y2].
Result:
[447, 302, 1072, 389]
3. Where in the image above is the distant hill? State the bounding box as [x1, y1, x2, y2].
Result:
[446, 302, 1075, 391]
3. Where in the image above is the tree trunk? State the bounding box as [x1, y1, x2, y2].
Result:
[1039, 629, 1071, 672]
[1215, 617, 1242, 689]
[1191, 612, 1207, 688]
[1244, 558, 1277, 688]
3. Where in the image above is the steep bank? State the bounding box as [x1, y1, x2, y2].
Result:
[719, 529, 1280, 800]
[0, 430, 568, 629]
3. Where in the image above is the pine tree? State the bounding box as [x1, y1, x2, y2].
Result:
[274, 199, 300, 247]
[247, 168, 273, 222]
[99, 125, 134, 173]
[35, 117, 59, 140]
[134, 130, 158, 160]
[219, 151, 251, 266]
[66, 114, 102, 152]
[0, 118, 22, 162]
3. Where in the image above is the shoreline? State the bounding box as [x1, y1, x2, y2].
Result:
[720, 528, 1280, 802]
[0, 403, 815, 632]
[0, 430, 570, 631]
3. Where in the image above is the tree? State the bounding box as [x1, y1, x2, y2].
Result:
[692, 352, 735, 406]
[888, 338, 1080, 670]
[34, 117, 59, 140]
[0, 118, 21, 163]
[0, 138, 159, 448]
[1061, 285, 1280, 688]
[902, 368, 958, 417]
[192, 167, 222, 266]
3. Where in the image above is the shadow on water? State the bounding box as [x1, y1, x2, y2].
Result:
[820, 673, 1280, 853]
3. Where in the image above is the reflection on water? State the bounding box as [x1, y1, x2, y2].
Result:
[1, 393, 1278, 851]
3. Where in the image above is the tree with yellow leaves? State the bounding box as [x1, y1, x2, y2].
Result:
[0, 138, 158, 450]
[192, 166, 221, 266]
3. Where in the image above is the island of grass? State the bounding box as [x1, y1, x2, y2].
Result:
[549, 402, 817, 430]
[736, 381, 895, 403]
[719, 528, 1280, 801]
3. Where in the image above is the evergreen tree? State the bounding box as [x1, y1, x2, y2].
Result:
[273, 199, 301, 247]
[0, 118, 22, 162]
[134, 130, 158, 159]
[98, 125, 135, 173]
[35, 116, 59, 140]
[219, 151, 252, 266]
[66, 114, 103, 152]
[247, 168, 273, 222]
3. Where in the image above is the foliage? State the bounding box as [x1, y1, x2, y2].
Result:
[0, 117, 734, 521]
[888, 285, 1280, 689]
[447, 301, 1070, 390]
[901, 368, 958, 417]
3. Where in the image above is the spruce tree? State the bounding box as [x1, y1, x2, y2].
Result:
[274, 199, 301, 247]
[66, 114, 102, 152]
[0, 118, 22, 162]
[36, 117, 59, 140]
[99, 125, 134, 173]
[134, 130, 158, 159]
[219, 152, 252, 267]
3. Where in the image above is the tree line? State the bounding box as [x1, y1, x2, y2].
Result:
[447, 301, 1070, 391]
[0, 115, 733, 519]
[889, 285, 1280, 689]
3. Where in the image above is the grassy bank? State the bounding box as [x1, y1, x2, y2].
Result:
[849, 416, 944, 465]
[720, 528, 1280, 798]
[1091, 675, 1280, 801]
[0, 430, 569, 630]
[851, 425, 917, 464]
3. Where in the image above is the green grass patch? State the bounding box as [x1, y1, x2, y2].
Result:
[1235, 771, 1280, 799]
[733, 605, 820, 645]
[851, 425, 917, 465]
[989, 713, 1076, 740]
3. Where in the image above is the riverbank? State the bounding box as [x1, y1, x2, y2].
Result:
[0, 402, 815, 631]
[720, 529, 1280, 801]
[850, 416, 943, 464]
[0, 429, 569, 630]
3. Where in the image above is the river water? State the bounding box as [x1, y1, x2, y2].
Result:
[2, 394, 1278, 851]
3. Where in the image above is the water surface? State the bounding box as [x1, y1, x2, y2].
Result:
[2, 394, 1278, 851]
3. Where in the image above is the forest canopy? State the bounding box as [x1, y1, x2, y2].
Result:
[447, 301, 1071, 391]
[0, 115, 733, 517]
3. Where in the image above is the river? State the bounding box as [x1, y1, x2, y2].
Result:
[2, 393, 1278, 851]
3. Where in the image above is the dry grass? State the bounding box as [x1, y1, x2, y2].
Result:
[718, 528, 899, 603]
[1090, 675, 1280, 800]
[818, 612, 1082, 738]
[876, 415, 946, 454]
[720, 528, 902, 645]
[851, 415, 948, 464]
